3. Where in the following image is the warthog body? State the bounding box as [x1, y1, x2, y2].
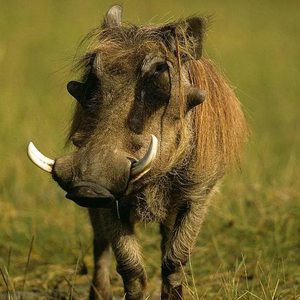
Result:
[28, 5, 248, 300]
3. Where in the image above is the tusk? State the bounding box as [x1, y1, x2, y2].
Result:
[130, 135, 158, 180]
[27, 142, 55, 173]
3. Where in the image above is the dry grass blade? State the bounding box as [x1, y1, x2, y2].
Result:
[189, 258, 200, 300]
[0, 267, 10, 298]
[20, 236, 35, 300]
[7, 247, 12, 274]
[85, 275, 105, 300]
[0, 266, 18, 300]
[67, 256, 80, 300]
[243, 291, 263, 300]
[271, 279, 280, 300]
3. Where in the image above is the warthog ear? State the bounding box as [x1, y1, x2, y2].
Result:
[161, 16, 207, 61]
[186, 87, 206, 112]
[184, 17, 207, 60]
[102, 5, 122, 28]
[67, 81, 85, 105]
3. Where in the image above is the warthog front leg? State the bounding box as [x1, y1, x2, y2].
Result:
[161, 203, 207, 300]
[104, 207, 147, 300]
[89, 208, 113, 300]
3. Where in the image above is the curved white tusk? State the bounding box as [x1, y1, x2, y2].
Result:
[27, 142, 55, 173]
[130, 135, 158, 178]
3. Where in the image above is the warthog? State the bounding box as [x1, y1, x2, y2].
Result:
[28, 5, 248, 300]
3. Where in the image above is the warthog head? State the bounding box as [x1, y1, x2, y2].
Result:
[28, 6, 208, 208]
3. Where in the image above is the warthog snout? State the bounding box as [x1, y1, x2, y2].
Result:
[52, 150, 131, 208]
[28, 135, 158, 208]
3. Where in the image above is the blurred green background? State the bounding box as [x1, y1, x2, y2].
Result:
[0, 0, 299, 299]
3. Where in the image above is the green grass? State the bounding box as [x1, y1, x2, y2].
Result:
[0, 0, 300, 299]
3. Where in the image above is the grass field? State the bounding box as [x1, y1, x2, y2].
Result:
[0, 0, 300, 299]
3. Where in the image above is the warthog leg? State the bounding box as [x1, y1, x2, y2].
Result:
[103, 207, 147, 300]
[88, 209, 113, 300]
[160, 213, 177, 260]
[161, 202, 207, 300]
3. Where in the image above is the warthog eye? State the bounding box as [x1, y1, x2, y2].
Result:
[151, 62, 170, 99]
[154, 62, 168, 74]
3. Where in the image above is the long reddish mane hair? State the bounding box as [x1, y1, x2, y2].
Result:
[187, 58, 248, 173]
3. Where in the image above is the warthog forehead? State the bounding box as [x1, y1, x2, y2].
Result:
[88, 42, 170, 77]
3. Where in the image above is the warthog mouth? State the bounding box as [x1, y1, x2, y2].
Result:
[65, 183, 115, 208]
[27, 135, 158, 208]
